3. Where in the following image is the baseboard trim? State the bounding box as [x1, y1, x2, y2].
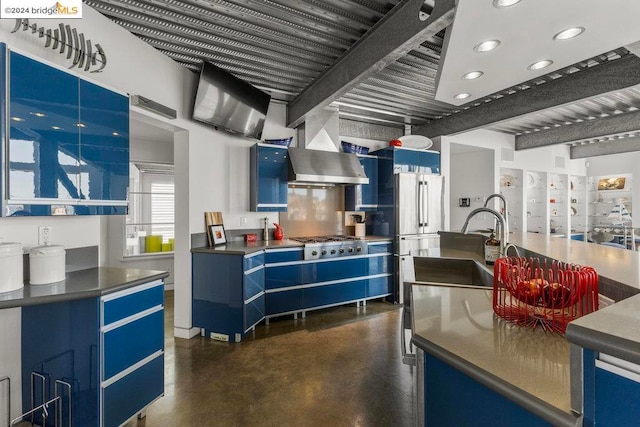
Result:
[174, 326, 200, 339]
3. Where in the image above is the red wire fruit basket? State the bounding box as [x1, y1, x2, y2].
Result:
[493, 257, 599, 334]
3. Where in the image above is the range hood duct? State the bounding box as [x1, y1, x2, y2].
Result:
[287, 147, 369, 185]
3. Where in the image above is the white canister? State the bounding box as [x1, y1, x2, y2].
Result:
[0, 242, 24, 293]
[29, 245, 66, 285]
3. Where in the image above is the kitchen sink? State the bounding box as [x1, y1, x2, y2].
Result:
[413, 257, 494, 287]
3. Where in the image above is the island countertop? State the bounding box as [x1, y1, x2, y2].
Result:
[411, 284, 580, 427]
[0, 267, 169, 309]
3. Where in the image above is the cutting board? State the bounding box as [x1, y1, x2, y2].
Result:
[204, 212, 224, 246]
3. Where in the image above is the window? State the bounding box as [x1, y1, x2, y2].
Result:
[125, 162, 174, 256]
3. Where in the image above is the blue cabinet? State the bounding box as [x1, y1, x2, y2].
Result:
[580, 349, 640, 427]
[423, 353, 550, 426]
[4, 48, 129, 216]
[78, 80, 129, 215]
[192, 251, 266, 342]
[345, 154, 378, 211]
[264, 246, 393, 319]
[21, 280, 165, 427]
[250, 143, 288, 212]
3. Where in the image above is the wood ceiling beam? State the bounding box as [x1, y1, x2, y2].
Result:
[571, 137, 640, 159]
[516, 109, 640, 150]
[286, 0, 455, 128]
[412, 54, 640, 138]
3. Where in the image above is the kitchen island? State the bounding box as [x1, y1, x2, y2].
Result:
[0, 267, 169, 427]
[409, 232, 640, 426]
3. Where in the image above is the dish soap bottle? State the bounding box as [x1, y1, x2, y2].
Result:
[484, 230, 500, 265]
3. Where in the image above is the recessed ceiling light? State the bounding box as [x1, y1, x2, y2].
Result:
[112, 132, 120, 136]
[474, 40, 500, 53]
[454, 93, 471, 100]
[31, 112, 46, 117]
[51, 126, 62, 130]
[462, 71, 484, 80]
[76, 123, 86, 128]
[528, 60, 553, 70]
[10, 117, 24, 122]
[493, 0, 522, 8]
[553, 27, 585, 41]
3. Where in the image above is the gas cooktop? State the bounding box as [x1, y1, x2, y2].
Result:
[290, 236, 367, 259]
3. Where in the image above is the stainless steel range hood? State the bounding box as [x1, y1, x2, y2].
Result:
[287, 147, 369, 185]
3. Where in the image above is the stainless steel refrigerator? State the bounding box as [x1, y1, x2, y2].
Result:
[394, 172, 444, 366]
[395, 172, 444, 305]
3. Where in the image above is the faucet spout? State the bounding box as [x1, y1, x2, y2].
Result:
[484, 194, 509, 238]
[461, 207, 507, 254]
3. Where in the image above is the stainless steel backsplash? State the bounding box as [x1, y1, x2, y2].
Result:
[278, 186, 345, 237]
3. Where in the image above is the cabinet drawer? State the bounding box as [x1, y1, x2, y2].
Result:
[266, 263, 304, 289]
[265, 248, 304, 263]
[368, 242, 392, 254]
[103, 308, 164, 380]
[244, 294, 265, 330]
[303, 281, 366, 308]
[102, 353, 164, 427]
[102, 281, 164, 325]
[244, 266, 265, 300]
[244, 252, 265, 270]
[265, 290, 304, 315]
[366, 276, 392, 297]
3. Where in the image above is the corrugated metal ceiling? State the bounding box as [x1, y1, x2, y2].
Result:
[85, 0, 640, 145]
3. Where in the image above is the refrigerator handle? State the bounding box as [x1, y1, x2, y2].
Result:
[416, 177, 422, 231]
[424, 180, 429, 228]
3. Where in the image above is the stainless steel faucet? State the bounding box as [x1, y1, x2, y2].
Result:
[484, 194, 509, 238]
[460, 207, 507, 254]
[503, 243, 521, 258]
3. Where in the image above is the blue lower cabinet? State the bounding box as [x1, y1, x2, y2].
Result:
[102, 354, 164, 427]
[21, 280, 164, 427]
[368, 242, 392, 254]
[366, 276, 392, 298]
[103, 309, 164, 379]
[244, 294, 266, 330]
[314, 258, 368, 282]
[424, 354, 550, 426]
[303, 281, 366, 307]
[266, 263, 305, 289]
[265, 248, 304, 263]
[244, 267, 265, 300]
[590, 357, 640, 427]
[192, 252, 265, 340]
[266, 289, 304, 315]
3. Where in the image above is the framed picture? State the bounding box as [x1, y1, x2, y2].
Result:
[598, 177, 626, 190]
[209, 224, 227, 245]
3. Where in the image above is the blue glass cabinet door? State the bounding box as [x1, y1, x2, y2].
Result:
[8, 51, 80, 212]
[79, 79, 129, 205]
[251, 144, 288, 211]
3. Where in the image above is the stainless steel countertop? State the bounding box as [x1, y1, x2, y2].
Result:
[411, 285, 580, 427]
[0, 267, 169, 309]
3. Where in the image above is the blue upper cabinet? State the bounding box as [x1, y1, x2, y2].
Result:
[345, 154, 378, 211]
[375, 146, 440, 174]
[7, 51, 80, 216]
[3, 49, 129, 216]
[250, 143, 288, 212]
[78, 80, 129, 215]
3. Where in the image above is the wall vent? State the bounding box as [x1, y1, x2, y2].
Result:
[131, 95, 177, 119]
[501, 147, 514, 162]
[555, 156, 566, 169]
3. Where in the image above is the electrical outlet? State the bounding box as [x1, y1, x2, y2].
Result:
[38, 226, 52, 245]
[240, 217, 248, 226]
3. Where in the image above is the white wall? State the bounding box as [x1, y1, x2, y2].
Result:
[449, 148, 495, 231]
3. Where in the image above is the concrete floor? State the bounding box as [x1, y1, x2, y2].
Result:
[128, 291, 416, 426]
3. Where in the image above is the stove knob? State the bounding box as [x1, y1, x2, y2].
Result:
[331, 249, 337, 255]
[339, 248, 345, 254]
[321, 249, 327, 255]
[348, 248, 354, 253]
[356, 247, 362, 252]
[312, 250, 318, 256]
